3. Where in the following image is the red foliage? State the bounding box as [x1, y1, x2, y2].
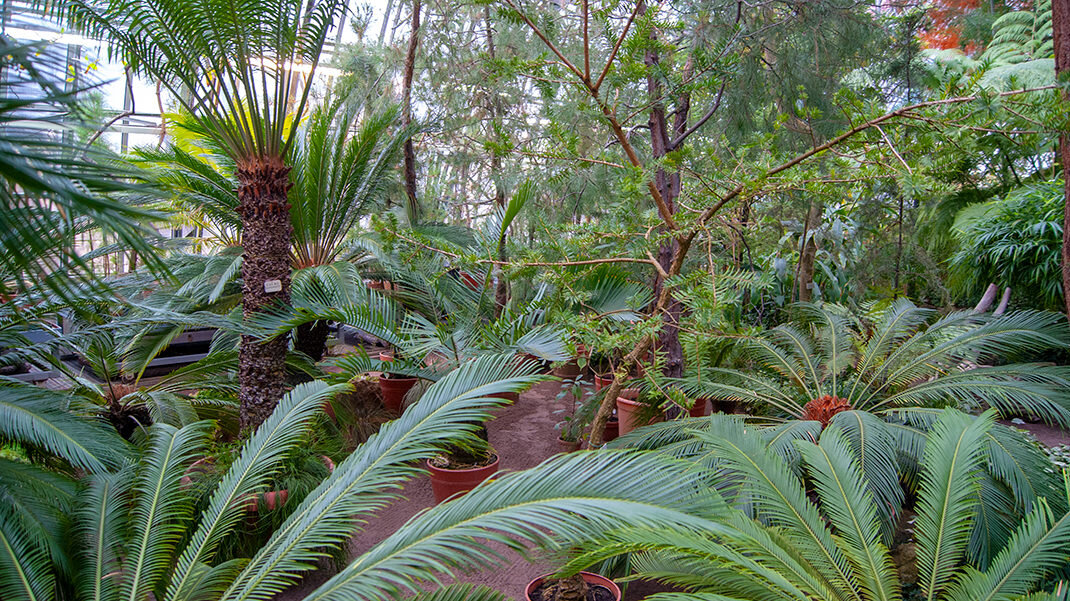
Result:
[802, 395, 853, 426]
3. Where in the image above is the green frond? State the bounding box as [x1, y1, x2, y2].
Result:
[800, 427, 899, 601]
[946, 500, 1070, 601]
[0, 504, 53, 601]
[165, 381, 347, 601]
[221, 354, 543, 601]
[690, 426, 862, 601]
[405, 584, 509, 601]
[968, 473, 1019, 570]
[75, 469, 132, 601]
[827, 411, 904, 542]
[915, 409, 992, 601]
[121, 421, 213, 601]
[0, 378, 133, 472]
[300, 451, 728, 601]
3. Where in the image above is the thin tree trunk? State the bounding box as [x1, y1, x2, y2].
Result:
[646, 14, 687, 380]
[236, 156, 293, 431]
[1055, 0, 1070, 317]
[486, 13, 509, 315]
[797, 202, 822, 303]
[401, 0, 421, 219]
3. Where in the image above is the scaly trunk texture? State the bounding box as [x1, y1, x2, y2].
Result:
[402, 0, 421, 216]
[237, 156, 293, 431]
[294, 320, 330, 362]
[1055, 0, 1070, 318]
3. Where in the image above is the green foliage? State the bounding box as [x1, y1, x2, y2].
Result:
[583, 409, 1070, 601]
[948, 181, 1064, 312]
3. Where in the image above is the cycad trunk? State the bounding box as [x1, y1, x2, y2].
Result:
[237, 156, 293, 431]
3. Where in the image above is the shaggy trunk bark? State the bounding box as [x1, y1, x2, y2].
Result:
[1055, 0, 1070, 318]
[646, 21, 688, 380]
[294, 320, 329, 362]
[237, 156, 293, 431]
[797, 202, 822, 303]
[402, 0, 421, 219]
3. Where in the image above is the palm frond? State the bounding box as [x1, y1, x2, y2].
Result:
[915, 409, 992, 601]
[0, 378, 133, 472]
[800, 426, 899, 601]
[946, 500, 1070, 601]
[165, 381, 346, 601]
[827, 411, 904, 542]
[75, 469, 132, 601]
[221, 354, 543, 601]
[120, 421, 212, 601]
[300, 451, 727, 601]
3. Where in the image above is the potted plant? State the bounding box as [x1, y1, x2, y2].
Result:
[427, 425, 500, 503]
[525, 572, 621, 601]
[553, 377, 593, 452]
[552, 342, 587, 379]
[377, 349, 420, 415]
[615, 387, 663, 436]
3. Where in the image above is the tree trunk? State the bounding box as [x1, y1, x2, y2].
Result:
[485, 14, 509, 316]
[797, 202, 822, 303]
[236, 156, 293, 431]
[401, 0, 421, 220]
[1055, 0, 1070, 317]
[646, 18, 687, 380]
[294, 320, 329, 362]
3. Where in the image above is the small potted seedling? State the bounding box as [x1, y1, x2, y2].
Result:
[553, 376, 593, 452]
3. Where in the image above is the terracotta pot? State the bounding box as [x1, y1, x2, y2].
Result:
[427, 455, 499, 503]
[552, 362, 581, 379]
[378, 350, 394, 362]
[367, 280, 386, 290]
[616, 396, 659, 435]
[459, 271, 480, 290]
[180, 457, 215, 488]
[594, 374, 613, 391]
[242, 456, 334, 512]
[379, 376, 418, 414]
[618, 387, 640, 401]
[557, 437, 581, 453]
[689, 399, 710, 417]
[603, 416, 619, 442]
[525, 571, 621, 601]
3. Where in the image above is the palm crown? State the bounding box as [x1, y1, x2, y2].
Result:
[678, 300, 1070, 427]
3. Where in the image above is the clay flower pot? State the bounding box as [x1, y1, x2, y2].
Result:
[525, 571, 621, 601]
[688, 398, 710, 417]
[427, 455, 499, 503]
[557, 437, 581, 453]
[242, 455, 335, 512]
[593, 373, 613, 391]
[603, 415, 619, 442]
[379, 375, 418, 415]
[616, 394, 660, 436]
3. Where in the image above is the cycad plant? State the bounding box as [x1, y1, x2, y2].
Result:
[1, 355, 724, 601]
[676, 300, 1070, 427]
[580, 409, 1070, 601]
[59, 0, 347, 429]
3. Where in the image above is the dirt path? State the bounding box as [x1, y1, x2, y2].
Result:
[280, 379, 668, 601]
